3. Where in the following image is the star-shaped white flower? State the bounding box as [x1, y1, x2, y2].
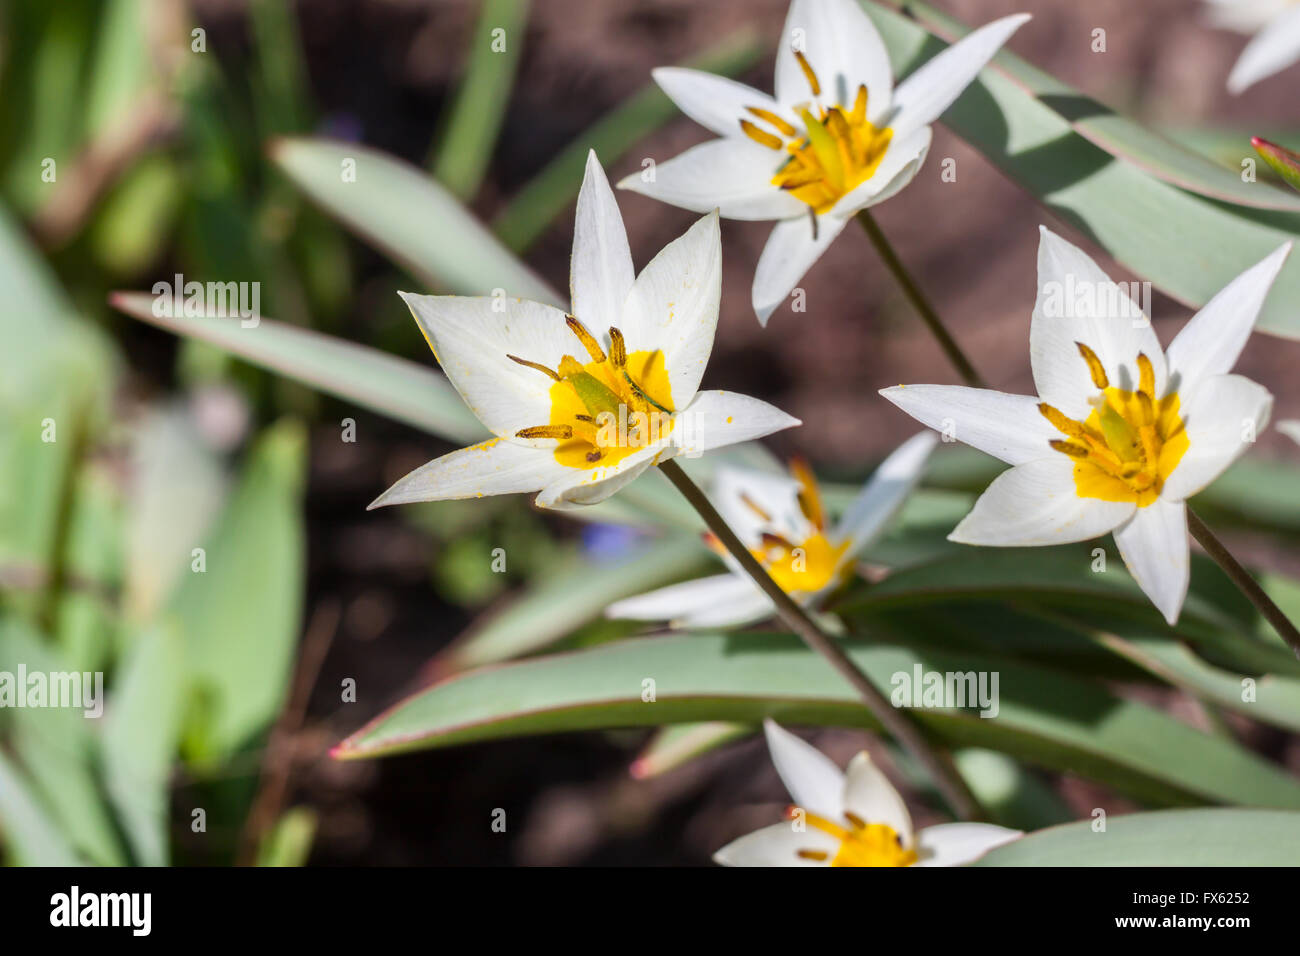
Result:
[606, 432, 936, 627]
[370, 152, 800, 512]
[1206, 0, 1300, 93]
[715, 720, 1020, 867]
[617, 0, 1029, 324]
[881, 226, 1289, 625]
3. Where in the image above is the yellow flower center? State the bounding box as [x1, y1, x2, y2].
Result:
[1041, 343, 1189, 507]
[510, 316, 674, 470]
[795, 809, 917, 867]
[705, 458, 850, 594]
[741, 52, 893, 215]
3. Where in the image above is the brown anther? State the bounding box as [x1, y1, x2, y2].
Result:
[1039, 402, 1088, 439]
[746, 106, 797, 137]
[1075, 342, 1110, 389]
[842, 811, 868, 831]
[1137, 352, 1155, 400]
[566, 315, 606, 363]
[507, 354, 560, 381]
[516, 424, 573, 440]
[740, 119, 784, 151]
[790, 457, 826, 530]
[740, 492, 772, 522]
[1050, 439, 1089, 458]
[586, 450, 603, 463]
[796, 849, 830, 862]
[850, 84, 868, 124]
[794, 49, 821, 95]
[608, 327, 628, 369]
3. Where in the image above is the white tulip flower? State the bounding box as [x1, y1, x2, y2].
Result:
[617, 0, 1029, 324]
[1206, 0, 1300, 93]
[370, 152, 800, 512]
[607, 432, 936, 627]
[881, 226, 1289, 625]
[714, 720, 1020, 867]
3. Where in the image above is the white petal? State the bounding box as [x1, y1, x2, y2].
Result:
[398, 293, 573, 441]
[571, 151, 634, 334]
[888, 14, 1031, 141]
[674, 581, 775, 629]
[617, 139, 805, 221]
[605, 572, 759, 622]
[367, 438, 568, 509]
[672, 390, 802, 458]
[836, 431, 938, 558]
[1228, 6, 1300, 93]
[774, 0, 894, 123]
[828, 127, 931, 218]
[950, 457, 1135, 546]
[713, 466, 811, 547]
[1030, 227, 1166, 420]
[878, 384, 1060, 466]
[1112, 498, 1189, 626]
[1164, 243, 1290, 395]
[533, 448, 659, 511]
[762, 719, 845, 818]
[1279, 420, 1300, 445]
[914, 822, 1021, 867]
[652, 67, 781, 139]
[841, 752, 915, 848]
[621, 211, 722, 406]
[1161, 373, 1274, 502]
[713, 821, 837, 867]
[752, 214, 847, 326]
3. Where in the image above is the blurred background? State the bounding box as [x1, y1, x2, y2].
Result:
[3, 0, 1300, 865]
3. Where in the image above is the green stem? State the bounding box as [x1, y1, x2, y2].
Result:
[856, 210, 985, 388]
[1187, 507, 1300, 660]
[658, 458, 981, 821]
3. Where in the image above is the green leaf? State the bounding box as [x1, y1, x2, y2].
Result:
[879, 1, 1300, 212]
[492, 29, 763, 251]
[333, 632, 1300, 809]
[255, 806, 318, 867]
[975, 808, 1300, 866]
[952, 748, 1072, 832]
[0, 619, 125, 865]
[1253, 137, 1300, 194]
[435, 533, 713, 672]
[863, 1, 1300, 340]
[432, 0, 530, 199]
[99, 623, 186, 866]
[631, 722, 751, 778]
[109, 292, 484, 443]
[169, 421, 306, 762]
[0, 751, 80, 866]
[269, 137, 562, 306]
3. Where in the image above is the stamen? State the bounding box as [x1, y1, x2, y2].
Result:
[760, 531, 796, 552]
[1137, 352, 1155, 400]
[790, 457, 826, 530]
[566, 315, 606, 363]
[842, 811, 868, 831]
[1076, 342, 1110, 389]
[746, 106, 797, 137]
[507, 354, 560, 381]
[850, 84, 868, 125]
[1050, 439, 1089, 458]
[623, 370, 671, 414]
[516, 424, 573, 440]
[574, 413, 595, 423]
[740, 119, 783, 151]
[793, 49, 821, 96]
[608, 327, 628, 369]
[1038, 402, 1089, 440]
[740, 492, 772, 522]
[796, 849, 829, 862]
[586, 450, 603, 463]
